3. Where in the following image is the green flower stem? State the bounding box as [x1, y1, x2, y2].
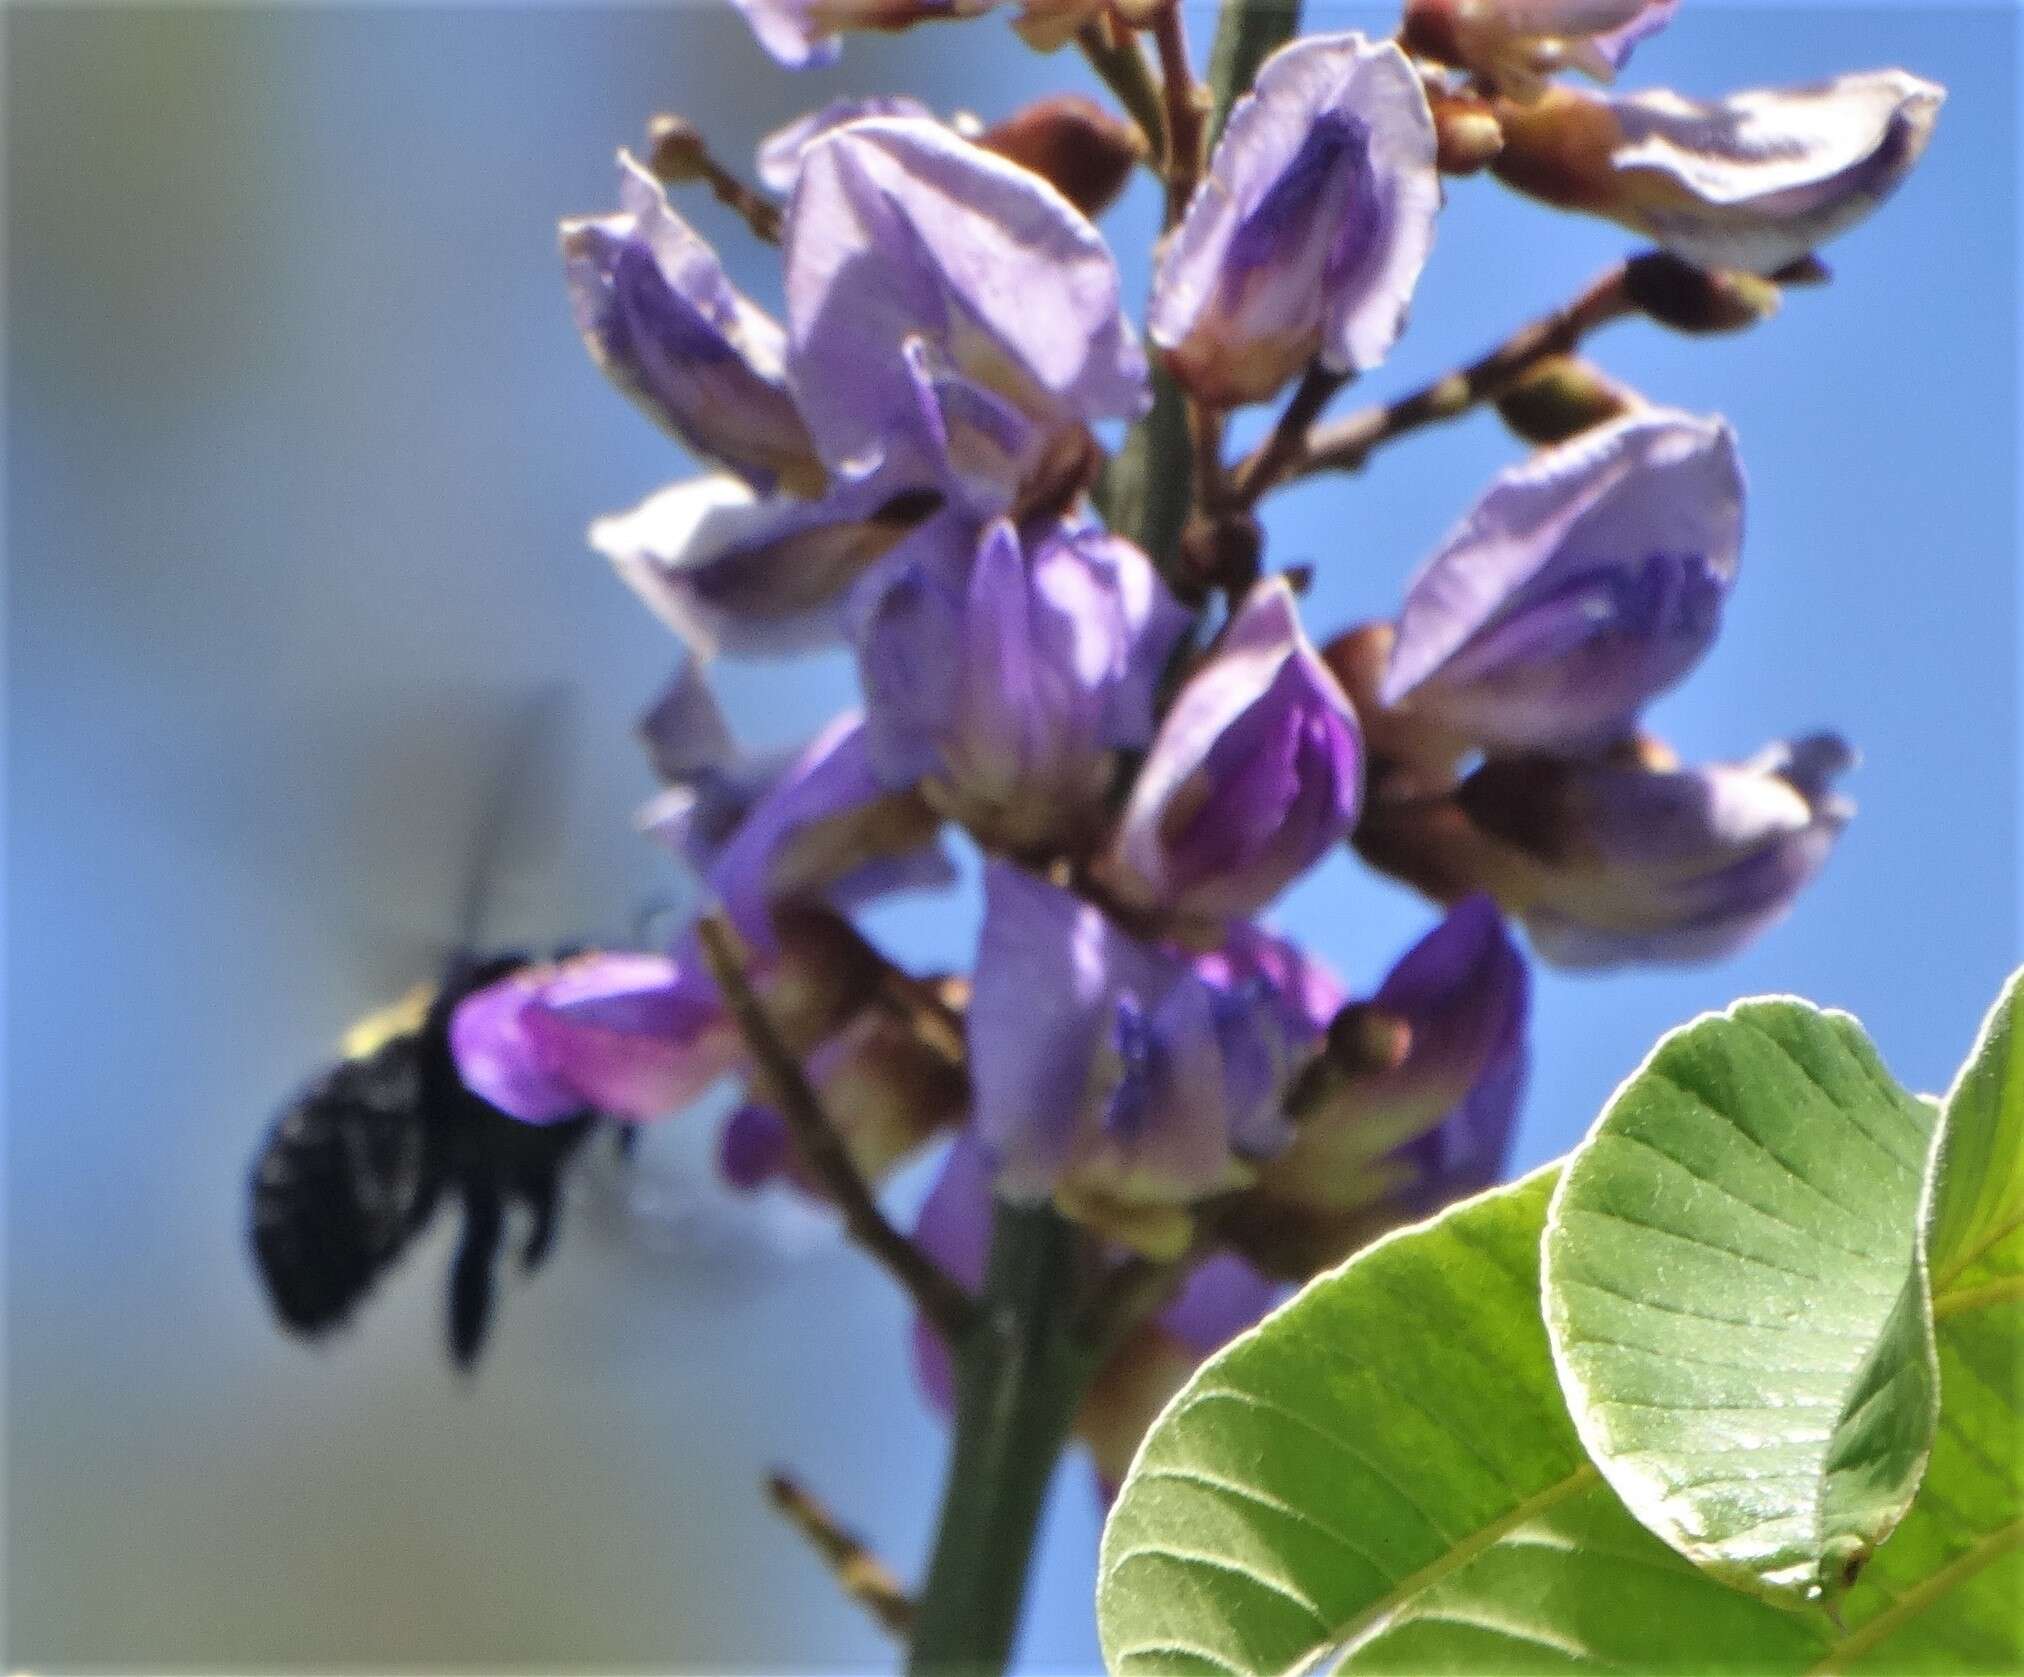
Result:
[907, 1201, 1103, 1676]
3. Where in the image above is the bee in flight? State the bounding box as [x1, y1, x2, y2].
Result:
[246, 685, 625, 1369]
[248, 953, 618, 1369]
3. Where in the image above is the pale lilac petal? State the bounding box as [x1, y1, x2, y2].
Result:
[1384, 411, 1742, 754]
[1151, 34, 1439, 406]
[1159, 1253, 1285, 1358]
[910, 1134, 995, 1415]
[757, 97, 936, 193]
[1605, 71, 1945, 273]
[590, 471, 936, 658]
[784, 117, 1148, 489]
[1104, 580, 1362, 929]
[561, 155, 821, 492]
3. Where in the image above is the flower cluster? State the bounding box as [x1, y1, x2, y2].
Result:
[452, 0, 1938, 1491]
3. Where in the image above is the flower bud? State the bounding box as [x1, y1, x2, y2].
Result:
[855, 516, 1189, 856]
[1495, 71, 1944, 275]
[977, 94, 1147, 217]
[1099, 580, 1363, 935]
[1624, 251, 1782, 335]
[1493, 354, 1638, 445]
[1149, 33, 1440, 407]
[1431, 92, 1505, 176]
[561, 155, 823, 496]
[1382, 410, 1742, 757]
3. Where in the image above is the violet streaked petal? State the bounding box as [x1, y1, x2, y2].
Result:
[561, 155, 822, 493]
[1384, 411, 1742, 755]
[784, 117, 1148, 487]
[1103, 580, 1362, 931]
[1151, 34, 1439, 407]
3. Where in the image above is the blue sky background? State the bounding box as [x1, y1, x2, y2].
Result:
[6, 3, 2017, 1670]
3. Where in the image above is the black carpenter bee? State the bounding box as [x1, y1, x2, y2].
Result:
[249, 955, 611, 1369]
[247, 684, 624, 1369]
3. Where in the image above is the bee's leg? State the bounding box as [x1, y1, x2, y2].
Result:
[448, 1181, 503, 1370]
[520, 1170, 561, 1271]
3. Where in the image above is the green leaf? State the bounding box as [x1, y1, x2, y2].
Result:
[1825, 970, 2024, 1671]
[1541, 999, 1939, 1609]
[1096, 975, 2023, 1675]
[1097, 1169, 1825, 1675]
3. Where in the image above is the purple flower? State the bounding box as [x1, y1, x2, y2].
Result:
[1150, 34, 1440, 408]
[1498, 71, 1944, 275]
[1361, 735, 1855, 968]
[451, 950, 741, 1123]
[590, 470, 936, 658]
[1405, 0, 1677, 100]
[783, 117, 1148, 513]
[854, 515, 1190, 853]
[731, 0, 991, 70]
[1099, 580, 1363, 935]
[1383, 410, 1743, 757]
[1480, 735, 1855, 967]
[561, 154, 822, 494]
[968, 863, 1304, 1256]
[1226, 896, 1530, 1275]
[757, 97, 938, 192]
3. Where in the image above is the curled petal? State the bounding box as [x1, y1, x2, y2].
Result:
[1497, 71, 1944, 274]
[1102, 580, 1363, 932]
[561, 155, 821, 492]
[1407, 0, 1677, 98]
[1151, 34, 1440, 406]
[1383, 410, 1742, 755]
[731, 0, 991, 69]
[634, 662, 801, 878]
[590, 472, 937, 659]
[784, 117, 1148, 492]
[451, 952, 739, 1123]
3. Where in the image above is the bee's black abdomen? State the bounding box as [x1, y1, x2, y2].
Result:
[249, 1034, 440, 1336]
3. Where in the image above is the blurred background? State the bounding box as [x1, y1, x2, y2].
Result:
[5, 2, 2017, 1670]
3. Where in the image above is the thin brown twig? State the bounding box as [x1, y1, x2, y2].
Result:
[1149, 0, 1208, 229]
[1233, 262, 1637, 499]
[694, 915, 978, 1340]
[1229, 360, 1352, 509]
[647, 115, 783, 245]
[766, 1471, 917, 1640]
